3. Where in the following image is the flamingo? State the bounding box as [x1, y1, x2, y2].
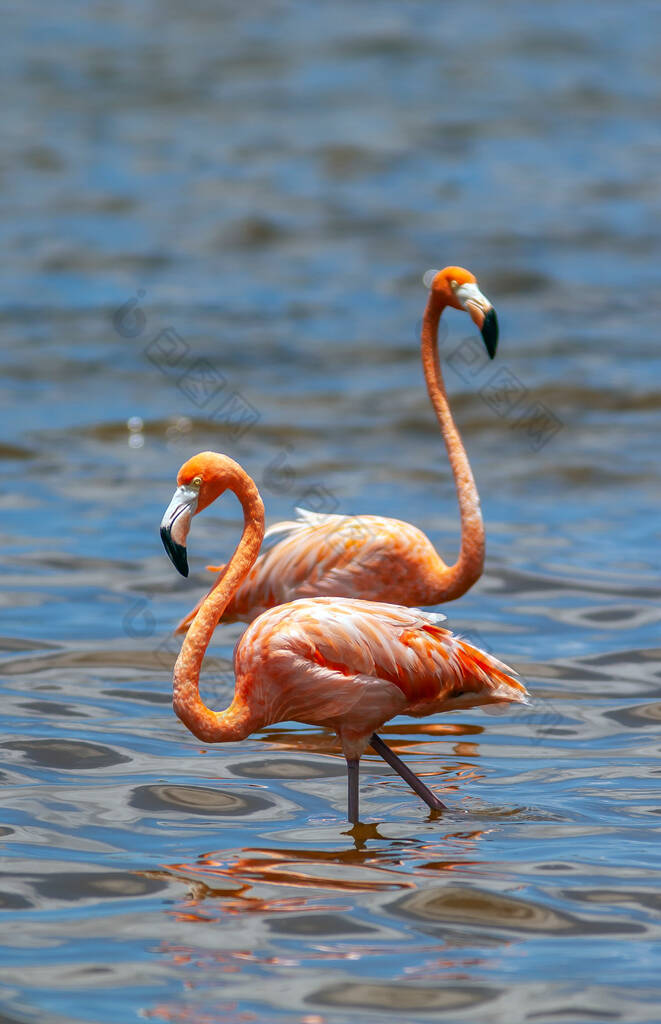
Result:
[174, 266, 498, 632]
[160, 452, 528, 823]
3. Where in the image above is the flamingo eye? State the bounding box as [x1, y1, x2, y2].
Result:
[450, 280, 458, 291]
[192, 476, 202, 487]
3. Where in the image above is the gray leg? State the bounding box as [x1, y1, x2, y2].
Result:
[370, 733, 447, 811]
[347, 758, 360, 824]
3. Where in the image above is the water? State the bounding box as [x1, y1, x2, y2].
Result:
[2, 2, 661, 1021]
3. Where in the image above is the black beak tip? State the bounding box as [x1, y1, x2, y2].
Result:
[160, 526, 189, 578]
[481, 308, 498, 359]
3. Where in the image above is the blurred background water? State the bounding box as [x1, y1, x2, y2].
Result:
[1, 1, 661, 1022]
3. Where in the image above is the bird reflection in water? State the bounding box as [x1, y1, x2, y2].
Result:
[140, 820, 492, 1024]
[149, 816, 490, 921]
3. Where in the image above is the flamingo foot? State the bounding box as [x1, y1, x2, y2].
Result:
[369, 732, 447, 812]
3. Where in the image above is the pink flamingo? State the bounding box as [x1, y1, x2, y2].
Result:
[160, 452, 528, 823]
[174, 266, 498, 632]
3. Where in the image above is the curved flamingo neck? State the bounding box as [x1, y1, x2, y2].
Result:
[420, 291, 485, 602]
[172, 460, 265, 742]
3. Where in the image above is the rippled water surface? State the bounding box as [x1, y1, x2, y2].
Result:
[2, 2, 661, 1022]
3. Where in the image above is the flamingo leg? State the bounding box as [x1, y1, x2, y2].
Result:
[369, 733, 447, 812]
[347, 758, 360, 824]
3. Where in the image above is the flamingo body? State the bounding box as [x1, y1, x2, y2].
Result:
[177, 511, 455, 628]
[174, 597, 528, 763]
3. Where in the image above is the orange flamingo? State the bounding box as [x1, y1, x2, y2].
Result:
[160, 452, 528, 823]
[174, 266, 498, 631]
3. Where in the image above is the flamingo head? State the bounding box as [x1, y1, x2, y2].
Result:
[160, 452, 233, 577]
[430, 266, 498, 358]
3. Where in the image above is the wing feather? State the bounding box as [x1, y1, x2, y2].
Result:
[248, 597, 528, 715]
[231, 513, 436, 619]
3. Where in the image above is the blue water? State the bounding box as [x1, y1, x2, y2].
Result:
[1, 2, 661, 1022]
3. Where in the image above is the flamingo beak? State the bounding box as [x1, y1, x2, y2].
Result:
[160, 484, 199, 578]
[455, 282, 498, 358]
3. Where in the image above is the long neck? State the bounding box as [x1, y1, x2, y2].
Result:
[172, 464, 265, 742]
[420, 292, 485, 602]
